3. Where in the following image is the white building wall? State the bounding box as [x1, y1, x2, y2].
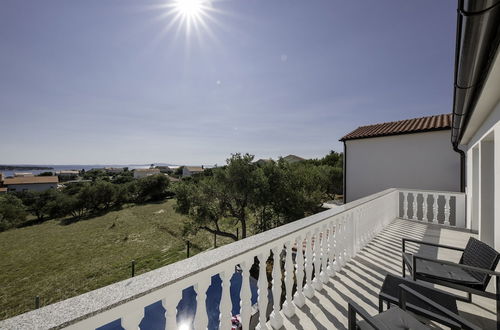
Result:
[345, 130, 461, 202]
[465, 100, 500, 248]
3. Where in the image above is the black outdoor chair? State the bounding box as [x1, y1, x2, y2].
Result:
[402, 237, 500, 328]
[348, 284, 480, 330]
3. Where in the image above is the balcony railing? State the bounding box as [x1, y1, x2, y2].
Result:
[0, 188, 466, 329]
[399, 189, 466, 228]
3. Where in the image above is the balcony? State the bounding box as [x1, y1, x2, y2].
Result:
[1, 188, 495, 329]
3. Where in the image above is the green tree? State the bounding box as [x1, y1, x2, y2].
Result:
[17, 190, 57, 222]
[0, 194, 27, 231]
[176, 153, 259, 240]
[136, 174, 170, 202]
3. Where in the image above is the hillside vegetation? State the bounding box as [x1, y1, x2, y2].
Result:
[0, 199, 234, 320]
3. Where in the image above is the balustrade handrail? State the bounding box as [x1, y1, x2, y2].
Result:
[0, 188, 400, 329]
[397, 188, 465, 196]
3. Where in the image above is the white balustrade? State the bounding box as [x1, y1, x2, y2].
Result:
[121, 309, 144, 330]
[312, 228, 323, 291]
[303, 231, 315, 298]
[326, 222, 336, 278]
[256, 250, 270, 329]
[282, 241, 295, 318]
[219, 267, 233, 329]
[163, 291, 181, 330]
[403, 192, 409, 219]
[433, 195, 439, 224]
[422, 193, 428, 222]
[269, 246, 283, 329]
[412, 194, 418, 220]
[320, 225, 329, 284]
[293, 235, 306, 308]
[2, 188, 432, 330]
[240, 258, 252, 330]
[444, 195, 451, 226]
[193, 277, 210, 329]
[398, 190, 465, 228]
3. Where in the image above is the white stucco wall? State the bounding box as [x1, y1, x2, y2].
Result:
[345, 130, 461, 202]
[464, 101, 500, 247]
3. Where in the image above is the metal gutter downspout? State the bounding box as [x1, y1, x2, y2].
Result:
[343, 141, 347, 203]
[453, 144, 466, 192]
[451, 0, 500, 146]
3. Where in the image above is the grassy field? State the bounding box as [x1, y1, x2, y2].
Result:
[0, 199, 236, 320]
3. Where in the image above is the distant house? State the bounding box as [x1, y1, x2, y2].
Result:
[14, 172, 34, 177]
[156, 166, 172, 174]
[2, 176, 59, 192]
[0, 187, 7, 194]
[282, 154, 306, 163]
[104, 167, 124, 174]
[133, 168, 160, 179]
[340, 114, 461, 202]
[255, 158, 273, 166]
[182, 166, 205, 177]
[56, 170, 79, 181]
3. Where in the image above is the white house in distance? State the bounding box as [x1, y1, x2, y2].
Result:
[133, 168, 160, 179]
[182, 166, 204, 177]
[340, 114, 461, 202]
[104, 167, 124, 174]
[56, 170, 79, 181]
[1, 176, 59, 192]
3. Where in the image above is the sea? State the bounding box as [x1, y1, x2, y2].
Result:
[0, 164, 176, 177]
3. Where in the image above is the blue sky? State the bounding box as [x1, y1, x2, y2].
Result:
[0, 0, 457, 165]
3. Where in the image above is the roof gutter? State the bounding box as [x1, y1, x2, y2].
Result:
[451, 0, 500, 147]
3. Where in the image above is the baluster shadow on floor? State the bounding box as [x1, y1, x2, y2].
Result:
[278, 218, 495, 329]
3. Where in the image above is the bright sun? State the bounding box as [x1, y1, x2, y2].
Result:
[152, 0, 219, 39]
[175, 0, 204, 18]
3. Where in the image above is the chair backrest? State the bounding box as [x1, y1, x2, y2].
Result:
[460, 237, 500, 290]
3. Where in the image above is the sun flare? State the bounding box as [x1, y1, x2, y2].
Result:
[151, 0, 221, 41]
[175, 0, 204, 18]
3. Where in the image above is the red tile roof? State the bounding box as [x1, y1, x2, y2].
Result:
[340, 114, 452, 141]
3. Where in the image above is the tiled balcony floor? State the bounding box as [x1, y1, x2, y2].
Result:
[279, 219, 496, 329]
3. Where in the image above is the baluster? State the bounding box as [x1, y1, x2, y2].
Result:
[162, 290, 182, 330]
[338, 217, 345, 268]
[121, 308, 144, 330]
[444, 195, 451, 226]
[422, 193, 428, 222]
[412, 193, 418, 220]
[303, 231, 314, 298]
[345, 214, 352, 262]
[334, 219, 342, 271]
[355, 209, 361, 252]
[256, 250, 270, 329]
[433, 195, 439, 224]
[194, 277, 211, 330]
[293, 235, 306, 307]
[282, 241, 295, 318]
[240, 259, 253, 330]
[270, 246, 284, 329]
[327, 221, 336, 278]
[312, 228, 323, 291]
[219, 267, 233, 330]
[342, 216, 348, 266]
[402, 192, 408, 219]
[320, 226, 329, 284]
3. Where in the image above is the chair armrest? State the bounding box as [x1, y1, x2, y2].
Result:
[398, 284, 480, 330]
[402, 238, 465, 253]
[413, 255, 500, 276]
[347, 300, 390, 330]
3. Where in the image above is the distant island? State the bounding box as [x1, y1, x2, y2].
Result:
[0, 165, 54, 171]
